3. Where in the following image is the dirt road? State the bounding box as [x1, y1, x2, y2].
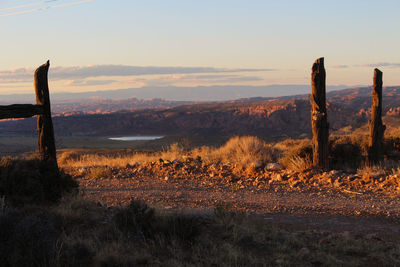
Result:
[72, 167, 400, 242]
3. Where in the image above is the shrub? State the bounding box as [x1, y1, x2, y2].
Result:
[213, 202, 246, 231]
[357, 164, 388, 178]
[285, 155, 313, 172]
[112, 199, 156, 239]
[58, 241, 95, 267]
[87, 167, 112, 180]
[0, 157, 78, 205]
[384, 130, 400, 158]
[0, 195, 5, 215]
[279, 139, 313, 171]
[160, 142, 186, 161]
[213, 136, 277, 168]
[54, 194, 105, 231]
[330, 135, 365, 169]
[0, 208, 22, 264]
[159, 213, 202, 244]
[58, 150, 83, 165]
[112, 199, 202, 245]
[2, 210, 61, 267]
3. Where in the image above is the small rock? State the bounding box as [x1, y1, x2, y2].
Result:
[347, 174, 356, 181]
[252, 161, 264, 169]
[271, 173, 284, 182]
[333, 179, 343, 188]
[329, 170, 341, 176]
[265, 163, 283, 171]
[164, 176, 169, 181]
[290, 180, 302, 188]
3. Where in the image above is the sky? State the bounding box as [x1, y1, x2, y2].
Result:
[0, 0, 400, 96]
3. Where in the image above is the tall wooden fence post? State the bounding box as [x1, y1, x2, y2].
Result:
[35, 60, 57, 166]
[368, 68, 385, 164]
[310, 57, 329, 169]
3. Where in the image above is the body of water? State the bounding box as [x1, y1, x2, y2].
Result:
[108, 136, 164, 141]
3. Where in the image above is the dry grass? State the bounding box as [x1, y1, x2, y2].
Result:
[0, 156, 77, 205]
[0, 195, 5, 215]
[86, 167, 112, 180]
[59, 136, 278, 171]
[357, 160, 400, 178]
[59, 133, 400, 173]
[213, 136, 277, 166]
[1, 196, 399, 266]
[59, 150, 161, 168]
[192, 136, 278, 168]
[278, 139, 313, 171]
[284, 155, 312, 172]
[357, 164, 388, 178]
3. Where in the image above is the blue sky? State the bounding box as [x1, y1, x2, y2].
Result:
[1, 0, 400, 94]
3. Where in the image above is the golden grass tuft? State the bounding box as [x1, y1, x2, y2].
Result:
[59, 136, 278, 171]
[87, 167, 113, 180]
[212, 136, 277, 166]
[278, 139, 312, 171]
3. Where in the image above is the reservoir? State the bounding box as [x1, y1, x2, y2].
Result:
[108, 136, 164, 141]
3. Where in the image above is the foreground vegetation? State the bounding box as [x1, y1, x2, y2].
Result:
[59, 132, 400, 175]
[1, 194, 400, 267]
[1, 131, 400, 266]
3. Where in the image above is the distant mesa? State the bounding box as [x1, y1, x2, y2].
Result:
[109, 136, 164, 141]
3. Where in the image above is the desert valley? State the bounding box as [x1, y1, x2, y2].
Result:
[1, 1, 400, 266]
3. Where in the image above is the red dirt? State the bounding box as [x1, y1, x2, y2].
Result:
[66, 160, 400, 242]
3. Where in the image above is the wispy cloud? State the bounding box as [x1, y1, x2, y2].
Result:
[358, 62, 400, 68]
[332, 62, 400, 69]
[65, 79, 117, 86]
[130, 74, 265, 87]
[0, 0, 94, 17]
[332, 65, 349, 69]
[0, 64, 274, 83]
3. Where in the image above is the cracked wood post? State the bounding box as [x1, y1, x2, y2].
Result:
[310, 57, 329, 169]
[368, 68, 385, 164]
[35, 60, 57, 166]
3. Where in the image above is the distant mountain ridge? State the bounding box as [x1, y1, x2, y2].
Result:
[0, 84, 351, 104]
[0, 84, 353, 115]
[51, 98, 195, 115]
[1, 86, 399, 140]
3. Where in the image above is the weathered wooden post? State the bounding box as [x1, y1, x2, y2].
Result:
[310, 57, 329, 169]
[35, 60, 57, 166]
[368, 68, 385, 164]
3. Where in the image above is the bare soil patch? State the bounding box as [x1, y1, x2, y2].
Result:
[66, 159, 400, 242]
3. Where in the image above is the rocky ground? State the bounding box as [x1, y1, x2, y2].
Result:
[65, 158, 400, 242]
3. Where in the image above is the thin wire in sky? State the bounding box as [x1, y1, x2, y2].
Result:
[0, 0, 59, 12]
[0, 0, 94, 17]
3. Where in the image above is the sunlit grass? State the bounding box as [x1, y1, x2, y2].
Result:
[59, 136, 279, 171]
